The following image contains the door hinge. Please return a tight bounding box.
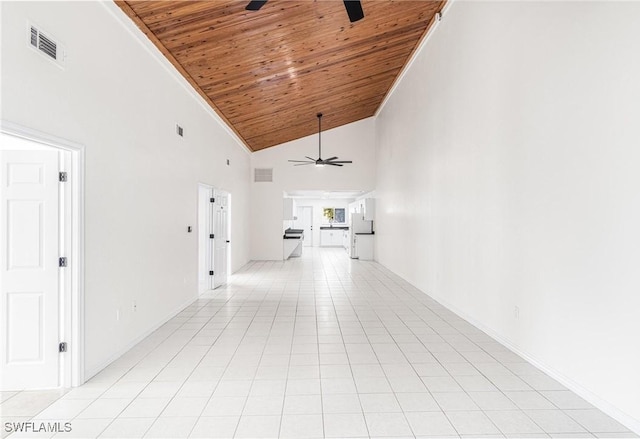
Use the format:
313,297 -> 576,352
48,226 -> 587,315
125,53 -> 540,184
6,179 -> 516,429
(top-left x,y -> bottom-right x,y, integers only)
59,257 -> 68,267
210,197 -> 215,203
210,234 -> 214,239
59,171 -> 67,182
59,342 -> 68,353
209,270 -> 214,276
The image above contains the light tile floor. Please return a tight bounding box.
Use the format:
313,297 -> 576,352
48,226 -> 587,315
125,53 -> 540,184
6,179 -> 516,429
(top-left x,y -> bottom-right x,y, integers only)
1,248 -> 637,439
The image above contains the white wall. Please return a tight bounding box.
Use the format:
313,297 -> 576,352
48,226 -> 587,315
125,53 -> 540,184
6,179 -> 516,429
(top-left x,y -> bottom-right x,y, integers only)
292,199 -> 354,247
375,1 -> 640,430
251,118 -> 376,260
1,2 -> 251,377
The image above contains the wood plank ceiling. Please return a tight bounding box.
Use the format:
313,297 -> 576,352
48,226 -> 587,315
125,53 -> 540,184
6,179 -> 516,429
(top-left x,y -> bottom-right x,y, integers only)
116,0 -> 445,151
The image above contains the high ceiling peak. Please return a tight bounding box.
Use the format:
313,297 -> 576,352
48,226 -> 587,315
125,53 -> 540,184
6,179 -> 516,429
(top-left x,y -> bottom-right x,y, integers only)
116,1 -> 445,151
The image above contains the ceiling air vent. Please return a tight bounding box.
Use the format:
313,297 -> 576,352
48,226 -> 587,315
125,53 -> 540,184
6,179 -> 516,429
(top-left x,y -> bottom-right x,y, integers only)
29,24 -> 64,66
254,168 -> 273,183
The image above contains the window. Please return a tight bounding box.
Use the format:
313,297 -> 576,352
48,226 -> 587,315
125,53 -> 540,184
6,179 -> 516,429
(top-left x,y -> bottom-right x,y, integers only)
323,207 -> 346,224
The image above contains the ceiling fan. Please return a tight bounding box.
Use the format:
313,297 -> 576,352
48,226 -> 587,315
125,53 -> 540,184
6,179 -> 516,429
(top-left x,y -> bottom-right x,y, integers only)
245,0 -> 364,23
289,113 -> 353,167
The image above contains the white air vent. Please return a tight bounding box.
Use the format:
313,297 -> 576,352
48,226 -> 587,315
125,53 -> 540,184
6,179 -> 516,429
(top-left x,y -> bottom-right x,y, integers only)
254,168 -> 273,183
28,24 -> 64,67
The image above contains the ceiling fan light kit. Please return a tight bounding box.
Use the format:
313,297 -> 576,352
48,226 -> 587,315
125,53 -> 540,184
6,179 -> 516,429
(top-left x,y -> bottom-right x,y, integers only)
288,113 -> 353,168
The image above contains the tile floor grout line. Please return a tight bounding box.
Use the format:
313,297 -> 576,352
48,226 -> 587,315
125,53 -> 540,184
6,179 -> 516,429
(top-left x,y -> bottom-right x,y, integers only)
94,288 -> 241,438
3,248 -> 636,439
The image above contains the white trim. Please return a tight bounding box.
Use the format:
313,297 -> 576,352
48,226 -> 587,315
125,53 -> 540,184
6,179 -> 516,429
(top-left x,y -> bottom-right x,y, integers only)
0,120 -> 86,388
378,262 -> 640,435
198,182 -> 215,295
375,0 -> 455,117
100,2 -> 253,156
84,296 -> 195,381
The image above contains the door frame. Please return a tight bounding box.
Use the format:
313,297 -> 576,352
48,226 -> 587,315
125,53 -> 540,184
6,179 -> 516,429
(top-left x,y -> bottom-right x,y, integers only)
197,183 -> 214,294
1,120 -> 85,388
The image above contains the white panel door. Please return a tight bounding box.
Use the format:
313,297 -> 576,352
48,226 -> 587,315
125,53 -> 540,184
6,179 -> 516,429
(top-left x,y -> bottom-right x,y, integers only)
0,149 -> 60,390
295,206 -> 313,247
213,192 -> 229,289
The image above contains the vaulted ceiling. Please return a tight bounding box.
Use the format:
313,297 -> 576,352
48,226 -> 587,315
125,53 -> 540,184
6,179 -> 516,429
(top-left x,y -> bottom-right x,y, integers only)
115,0 -> 445,151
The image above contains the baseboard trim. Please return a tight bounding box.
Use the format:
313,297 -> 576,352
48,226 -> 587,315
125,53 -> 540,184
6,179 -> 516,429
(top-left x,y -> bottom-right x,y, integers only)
378,262 -> 640,435
84,295 -> 196,381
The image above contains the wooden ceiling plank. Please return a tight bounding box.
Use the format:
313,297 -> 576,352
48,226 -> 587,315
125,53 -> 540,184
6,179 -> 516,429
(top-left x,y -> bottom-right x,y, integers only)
117,0 -> 445,152
162,3 -> 436,56
207,53 -> 409,109
246,104 -> 379,151
222,70 -> 398,125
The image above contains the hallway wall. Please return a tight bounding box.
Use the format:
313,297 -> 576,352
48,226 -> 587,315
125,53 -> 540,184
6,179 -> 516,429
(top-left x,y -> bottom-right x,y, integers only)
1,2 -> 252,378
375,1 -> 640,430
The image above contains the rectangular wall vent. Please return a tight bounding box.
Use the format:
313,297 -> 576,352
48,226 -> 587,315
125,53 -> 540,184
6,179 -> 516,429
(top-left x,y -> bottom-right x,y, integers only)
30,26 -> 57,60
254,168 -> 273,183
28,24 -> 64,67
176,124 -> 184,137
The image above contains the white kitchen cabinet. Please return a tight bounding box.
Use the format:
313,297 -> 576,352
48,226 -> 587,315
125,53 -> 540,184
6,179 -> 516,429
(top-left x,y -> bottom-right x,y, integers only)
354,234 -> 374,260
363,198 -> 375,221
350,198 -> 375,220
283,198 -> 296,220
320,229 -> 344,247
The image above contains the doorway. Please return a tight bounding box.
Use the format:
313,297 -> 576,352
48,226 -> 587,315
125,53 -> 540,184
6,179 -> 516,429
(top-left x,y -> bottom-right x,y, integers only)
0,122 -> 84,390
295,206 -> 313,247
198,185 -> 230,292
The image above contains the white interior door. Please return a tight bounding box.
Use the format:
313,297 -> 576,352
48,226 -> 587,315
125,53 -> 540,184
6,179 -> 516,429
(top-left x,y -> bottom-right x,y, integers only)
295,206 -> 313,247
0,149 -> 60,390
197,185 -> 214,293
213,192 -> 229,289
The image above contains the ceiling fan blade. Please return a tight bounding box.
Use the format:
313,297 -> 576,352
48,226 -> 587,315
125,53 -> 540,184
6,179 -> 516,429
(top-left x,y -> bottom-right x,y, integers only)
343,1 -> 364,22
294,162 -> 316,166
326,163 -> 344,167
327,160 -> 352,164
288,160 -> 314,163
246,0 -> 267,11
305,156 -> 318,161
324,156 -> 338,162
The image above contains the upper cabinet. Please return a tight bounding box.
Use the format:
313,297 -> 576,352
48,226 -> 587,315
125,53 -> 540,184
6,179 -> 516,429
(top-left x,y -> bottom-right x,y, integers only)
350,198 -> 375,220
283,197 -> 296,220
363,198 -> 375,221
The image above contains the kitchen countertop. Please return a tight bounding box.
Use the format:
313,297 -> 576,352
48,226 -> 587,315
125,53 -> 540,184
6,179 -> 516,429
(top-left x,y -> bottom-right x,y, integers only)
284,228 -> 304,239
320,226 -> 349,230
355,232 -> 375,235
